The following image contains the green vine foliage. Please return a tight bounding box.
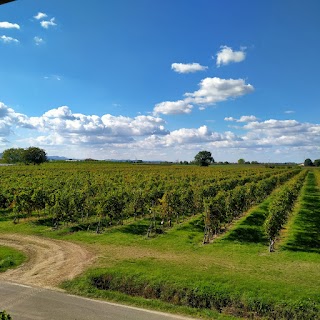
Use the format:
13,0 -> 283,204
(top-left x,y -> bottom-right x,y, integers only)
264,170 -> 307,244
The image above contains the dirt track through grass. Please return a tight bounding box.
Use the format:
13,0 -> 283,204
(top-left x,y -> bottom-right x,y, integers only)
0,234 -> 95,289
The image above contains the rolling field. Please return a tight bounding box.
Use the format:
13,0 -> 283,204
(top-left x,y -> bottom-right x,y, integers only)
0,163 -> 319,319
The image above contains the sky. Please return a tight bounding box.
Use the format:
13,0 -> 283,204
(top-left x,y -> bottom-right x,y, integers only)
0,0 -> 320,163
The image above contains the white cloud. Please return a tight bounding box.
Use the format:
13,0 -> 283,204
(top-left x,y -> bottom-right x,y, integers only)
153,100 -> 193,115
284,110 -> 295,114
0,35 -> 19,44
0,22 -> 20,29
163,125 -> 223,146
43,106 -> 75,119
23,106 -> 168,145
216,45 -> 246,67
244,119 -> 301,131
185,77 -> 254,107
34,12 -> 48,20
171,63 -> 208,74
224,117 -> 236,122
238,115 -> 258,122
34,36 -> 44,45
225,115 -> 258,122
40,18 -> 57,29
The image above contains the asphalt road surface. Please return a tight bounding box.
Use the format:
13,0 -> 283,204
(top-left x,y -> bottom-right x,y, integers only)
0,281 -> 195,320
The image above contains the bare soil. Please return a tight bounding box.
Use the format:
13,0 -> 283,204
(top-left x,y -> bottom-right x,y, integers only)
0,234 -> 95,289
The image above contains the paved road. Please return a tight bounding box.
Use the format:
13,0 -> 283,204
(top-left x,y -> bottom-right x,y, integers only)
0,281 -> 195,320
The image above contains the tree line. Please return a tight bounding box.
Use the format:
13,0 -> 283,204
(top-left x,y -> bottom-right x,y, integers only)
1,147 -> 47,165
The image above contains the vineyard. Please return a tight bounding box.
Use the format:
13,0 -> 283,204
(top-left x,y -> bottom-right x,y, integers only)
0,162 -> 319,319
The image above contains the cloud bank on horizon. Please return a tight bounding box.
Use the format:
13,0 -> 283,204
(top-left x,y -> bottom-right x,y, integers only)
1,101 -> 319,163
1,1 -> 319,162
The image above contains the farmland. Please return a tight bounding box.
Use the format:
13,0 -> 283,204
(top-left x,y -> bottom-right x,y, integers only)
0,163 -> 319,319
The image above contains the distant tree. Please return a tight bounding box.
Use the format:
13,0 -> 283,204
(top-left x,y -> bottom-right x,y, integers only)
314,159 -> 320,167
194,151 -> 214,167
23,147 -> 48,165
251,161 -> 259,165
238,158 -> 245,164
304,158 -> 314,167
2,147 -> 25,163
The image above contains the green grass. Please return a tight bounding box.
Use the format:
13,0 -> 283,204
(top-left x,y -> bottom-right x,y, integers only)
282,170 -> 320,253
0,245 -> 26,272
221,200 -> 270,245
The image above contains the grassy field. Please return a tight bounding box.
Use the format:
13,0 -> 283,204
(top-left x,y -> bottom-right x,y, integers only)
0,165 -> 319,319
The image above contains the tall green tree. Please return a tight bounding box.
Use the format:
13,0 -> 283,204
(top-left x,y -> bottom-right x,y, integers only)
23,147 -> 47,165
314,159 -> 320,167
304,158 -> 313,167
194,151 -> 214,167
1,147 -> 47,165
2,147 -> 25,163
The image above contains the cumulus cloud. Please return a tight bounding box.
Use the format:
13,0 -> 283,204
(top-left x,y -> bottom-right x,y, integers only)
154,77 -> 254,114
24,106 -> 168,146
171,63 -> 208,74
216,45 -> 246,67
34,36 -> 44,45
0,102 -> 33,137
240,119 -> 320,150
163,125 -> 223,146
244,119 -> 301,131
40,18 -> 57,29
34,12 -> 48,20
43,106 -> 75,120
0,35 -> 19,44
153,100 -> 193,115
185,77 -> 254,107
225,115 -> 258,122
0,21 -> 20,29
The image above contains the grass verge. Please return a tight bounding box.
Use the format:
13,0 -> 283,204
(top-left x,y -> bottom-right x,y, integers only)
0,245 -> 26,272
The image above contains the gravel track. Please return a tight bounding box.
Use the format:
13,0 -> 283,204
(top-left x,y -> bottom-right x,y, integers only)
0,234 -> 94,289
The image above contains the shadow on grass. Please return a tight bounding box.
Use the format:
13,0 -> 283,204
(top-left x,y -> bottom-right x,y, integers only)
224,205 -> 269,244
226,226 -> 268,243
177,216 -> 204,233
239,211 -> 266,227
32,216 -> 54,227
284,172 -> 320,253
120,222 -> 150,236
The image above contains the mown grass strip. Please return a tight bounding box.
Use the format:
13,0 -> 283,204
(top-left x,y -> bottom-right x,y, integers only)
221,199 -> 270,245
282,170 -> 320,253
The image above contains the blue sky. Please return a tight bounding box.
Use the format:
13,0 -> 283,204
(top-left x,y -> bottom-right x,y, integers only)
0,0 -> 319,162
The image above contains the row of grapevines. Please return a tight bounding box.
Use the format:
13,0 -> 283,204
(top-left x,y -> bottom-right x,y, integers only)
202,169 -> 301,243
264,170 -> 308,251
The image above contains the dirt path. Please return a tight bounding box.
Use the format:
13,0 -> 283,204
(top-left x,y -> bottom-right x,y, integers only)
0,234 -> 95,289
